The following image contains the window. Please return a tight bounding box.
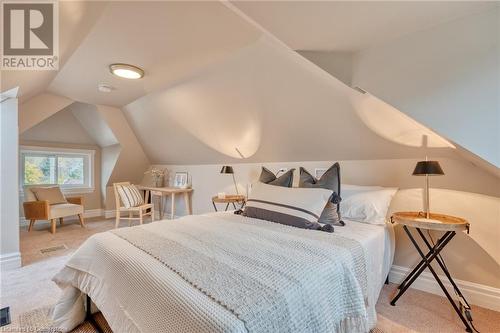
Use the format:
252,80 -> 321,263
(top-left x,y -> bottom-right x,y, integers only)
20,146 -> 94,193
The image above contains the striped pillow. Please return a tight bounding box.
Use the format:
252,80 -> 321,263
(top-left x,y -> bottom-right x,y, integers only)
116,184 -> 144,208
243,182 -> 333,231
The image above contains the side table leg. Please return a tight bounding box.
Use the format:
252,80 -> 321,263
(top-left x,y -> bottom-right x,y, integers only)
401,227 -> 472,332
416,228 -> 471,308
391,230 -> 454,305
397,231 -> 451,290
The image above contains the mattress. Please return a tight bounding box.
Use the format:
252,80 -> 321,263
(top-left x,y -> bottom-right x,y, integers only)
333,217 -> 395,324
52,212 -> 395,332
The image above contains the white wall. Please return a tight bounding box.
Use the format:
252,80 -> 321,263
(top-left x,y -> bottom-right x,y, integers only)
20,107 -> 96,145
352,6 -> 500,167
0,97 -> 21,270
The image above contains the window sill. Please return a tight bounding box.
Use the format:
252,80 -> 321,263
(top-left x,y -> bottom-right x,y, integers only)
62,187 -> 95,195
20,187 -> 95,197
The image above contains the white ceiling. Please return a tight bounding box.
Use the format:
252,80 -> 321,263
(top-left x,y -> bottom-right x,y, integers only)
47,1 -> 261,107
124,36 -> 455,165
232,1 -> 496,51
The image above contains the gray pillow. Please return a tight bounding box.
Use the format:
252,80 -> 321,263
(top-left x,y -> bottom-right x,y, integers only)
299,163 -> 344,226
259,167 -> 295,187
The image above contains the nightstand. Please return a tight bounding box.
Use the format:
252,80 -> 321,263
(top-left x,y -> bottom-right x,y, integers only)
390,211 -> 473,332
212,195 -> 246,212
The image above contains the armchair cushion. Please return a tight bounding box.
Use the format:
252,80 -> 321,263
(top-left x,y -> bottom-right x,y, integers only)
31,186 -> 67,205
49,203 -> 84,219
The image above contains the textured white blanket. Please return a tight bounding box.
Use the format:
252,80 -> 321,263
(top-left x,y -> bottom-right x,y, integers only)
53,214 -> 370,333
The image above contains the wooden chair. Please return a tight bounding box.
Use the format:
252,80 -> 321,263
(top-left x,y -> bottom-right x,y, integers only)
113,182 -> 154,228
23,185 -> 85,234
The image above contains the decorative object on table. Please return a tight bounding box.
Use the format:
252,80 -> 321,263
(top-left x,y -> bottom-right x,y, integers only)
220,165 -> 239,194
390,211 -> 474,332
299,163 -> 344,226
144,167 -> 167,187
217,192 -> 226,199
174,172 -> 189,188
259,166 -> 295,187
412,158 -> 444,218
212,194 -> 246,212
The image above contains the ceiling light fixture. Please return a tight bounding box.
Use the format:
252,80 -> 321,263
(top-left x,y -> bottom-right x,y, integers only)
109,63 -> 144,79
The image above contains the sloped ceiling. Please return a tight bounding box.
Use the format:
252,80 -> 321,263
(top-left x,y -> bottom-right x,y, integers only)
124,36 -> 456,165
20,106 -> 96,145
0,1 -> 108,102
232,1 -> 496,51
9,1 -> 498,174
47,1 -> 262,107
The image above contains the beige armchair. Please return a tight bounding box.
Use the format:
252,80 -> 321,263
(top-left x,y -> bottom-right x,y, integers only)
23,185 -> 85,234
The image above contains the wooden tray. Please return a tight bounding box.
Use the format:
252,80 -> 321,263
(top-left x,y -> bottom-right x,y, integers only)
391,211 -> 469,232
212,195 -> 246,203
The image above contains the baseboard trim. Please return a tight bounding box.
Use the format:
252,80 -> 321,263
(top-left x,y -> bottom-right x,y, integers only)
389,265 -> 500,312
20,209 -> 104,227
0,252 -> 21,271
104,210 -> 115,219
104,209 -> 180,220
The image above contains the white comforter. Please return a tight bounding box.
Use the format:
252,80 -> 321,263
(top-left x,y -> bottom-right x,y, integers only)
52,213 -> 393,333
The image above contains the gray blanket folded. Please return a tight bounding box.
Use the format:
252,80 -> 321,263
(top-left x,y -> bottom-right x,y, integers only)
112,215 -> 369,333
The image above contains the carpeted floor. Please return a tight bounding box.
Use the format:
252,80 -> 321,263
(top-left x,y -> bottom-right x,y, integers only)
2,218 -> 499,332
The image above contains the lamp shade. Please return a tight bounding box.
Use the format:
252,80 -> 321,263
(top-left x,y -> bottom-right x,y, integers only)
412,161 -> 444,176
220,166 -> 234,174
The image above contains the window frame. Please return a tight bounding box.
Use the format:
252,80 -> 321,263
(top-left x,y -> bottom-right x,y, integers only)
20,146 -> 95,195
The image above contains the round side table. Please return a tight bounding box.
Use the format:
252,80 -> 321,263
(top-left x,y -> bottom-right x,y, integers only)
390,211 -> 473,332
212,195 -> 246,212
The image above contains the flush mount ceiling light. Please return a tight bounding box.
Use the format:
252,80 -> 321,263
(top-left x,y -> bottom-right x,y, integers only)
109,63 -> 144,79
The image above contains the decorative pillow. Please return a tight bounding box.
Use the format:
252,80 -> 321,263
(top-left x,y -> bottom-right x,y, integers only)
299,163 -> 343,226
116,184 -> 144,208
31,186 -> 67,205
340,187 -> 398,225
259,167 -> 295,187
341,184 -> 384,199
243,182 -> 333,232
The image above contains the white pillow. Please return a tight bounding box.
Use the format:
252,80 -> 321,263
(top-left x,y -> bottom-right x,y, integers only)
244,182 -> 333,230
342,184 -> 384,199
340,187 -> 398,225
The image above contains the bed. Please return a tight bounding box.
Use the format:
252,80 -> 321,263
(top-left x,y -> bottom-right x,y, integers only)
52,212 -> 394,333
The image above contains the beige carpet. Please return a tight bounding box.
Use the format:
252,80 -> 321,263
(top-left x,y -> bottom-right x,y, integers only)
2,218 -> 499,332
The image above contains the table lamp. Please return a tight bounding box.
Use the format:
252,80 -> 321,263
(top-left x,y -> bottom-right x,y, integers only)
412,159 -> 444,219
220,166 -> 239,195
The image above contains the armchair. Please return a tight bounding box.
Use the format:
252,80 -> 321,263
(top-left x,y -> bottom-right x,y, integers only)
23,185 -> 85,234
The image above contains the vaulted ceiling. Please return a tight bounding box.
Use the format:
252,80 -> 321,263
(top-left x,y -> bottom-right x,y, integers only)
3,1 -> 498,173
232,1 -> 495,51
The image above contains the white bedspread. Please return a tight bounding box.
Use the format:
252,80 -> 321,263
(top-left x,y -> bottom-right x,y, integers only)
52,213 -> 394,333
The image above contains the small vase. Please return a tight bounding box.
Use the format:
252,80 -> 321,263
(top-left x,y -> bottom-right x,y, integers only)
153,176 -> 164,188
